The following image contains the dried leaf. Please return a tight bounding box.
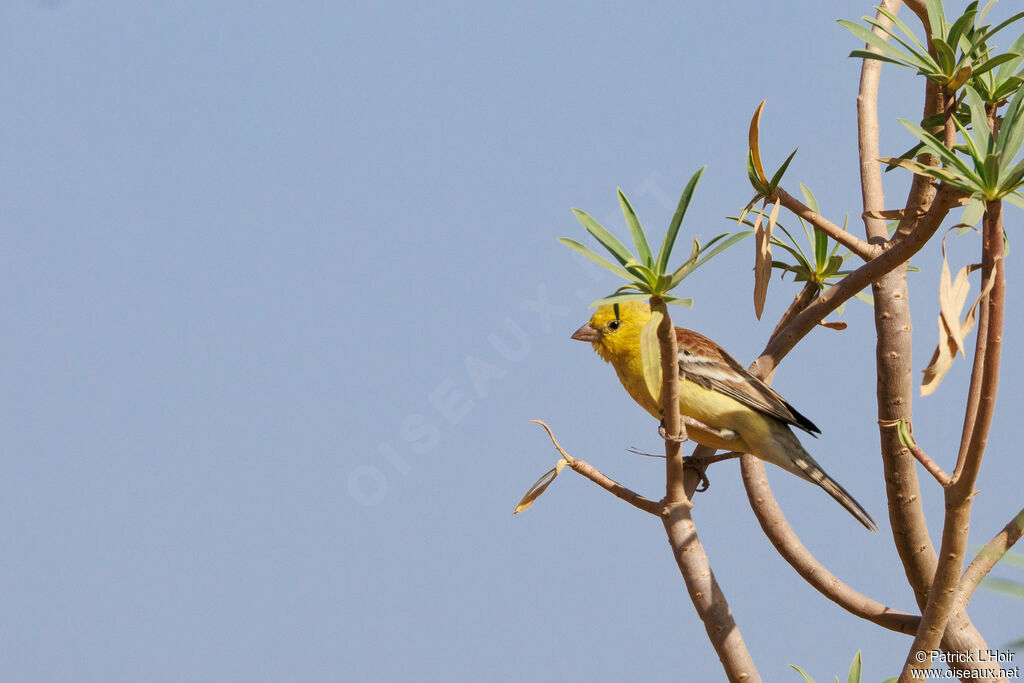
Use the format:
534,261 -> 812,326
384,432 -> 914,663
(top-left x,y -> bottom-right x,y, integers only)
752,199 -> 778,319
921,313 -> 958,396
513,459 -> 567,514
818,320 -> 848,330
640,309 -> 664,404
921,233 -> 994,396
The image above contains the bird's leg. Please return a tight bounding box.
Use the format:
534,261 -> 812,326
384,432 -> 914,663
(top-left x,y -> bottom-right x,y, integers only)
681,451 -> 743,493
659,416 -> 739,443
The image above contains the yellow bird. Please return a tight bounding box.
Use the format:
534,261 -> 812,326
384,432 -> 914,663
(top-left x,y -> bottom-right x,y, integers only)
571,300 -> 877,531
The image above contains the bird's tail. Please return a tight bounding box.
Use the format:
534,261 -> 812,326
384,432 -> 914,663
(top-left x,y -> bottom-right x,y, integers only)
764,427 -> 878,532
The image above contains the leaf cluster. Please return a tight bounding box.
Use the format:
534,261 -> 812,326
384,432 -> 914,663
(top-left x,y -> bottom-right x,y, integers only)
559,168 -> 750,309
840,1 -> 1024,93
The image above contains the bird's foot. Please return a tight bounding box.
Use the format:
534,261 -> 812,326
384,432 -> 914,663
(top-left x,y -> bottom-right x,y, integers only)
659,418 -> 739,443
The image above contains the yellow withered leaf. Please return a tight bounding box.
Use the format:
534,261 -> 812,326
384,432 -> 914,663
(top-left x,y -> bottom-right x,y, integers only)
513,459 -> 567,515
752,199 -> 779,319
921,234 -> 993,396
640,309 -> 663,405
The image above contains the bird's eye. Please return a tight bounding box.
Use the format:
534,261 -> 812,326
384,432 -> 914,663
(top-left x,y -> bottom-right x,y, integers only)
608,320 -> 621,331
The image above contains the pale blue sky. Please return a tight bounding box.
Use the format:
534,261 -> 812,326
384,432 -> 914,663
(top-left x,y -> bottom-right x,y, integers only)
1,1 -> 1021,681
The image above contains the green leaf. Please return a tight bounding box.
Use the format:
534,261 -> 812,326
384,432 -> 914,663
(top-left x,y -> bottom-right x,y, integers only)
964,85 -> 991,155
590,292 -> 655,308
898,119 -> 978,179
995,32 -> 1024,80
657,167 -> 705,273
975,11 -> 1024,50
839,20 -> 931,70
572,208 -> 635,266
876,6 -> 930,56
768,148 -> 798,193
618,189 -> 654,269
639,309 -> 663,403
924,0 -> 947,40
933,37 -> 956,75
814,228 -> 828,271
798,182 -> 820,213
854,290 -> 875,306
980,577 -> 1024,598
996,88 -> 1024,171
693,230 -> 752,270
972,51 -> 1021,80
790,664 -> 817,683
847,651 -> 862,683
662,295 -> 693,307
848,49 -> 923,70
624,260 -> 659,288
559,238 -> 635,280
945,10 -> 977,59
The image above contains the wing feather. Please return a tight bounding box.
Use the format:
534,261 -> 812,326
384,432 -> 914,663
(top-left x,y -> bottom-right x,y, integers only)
675,327 -> 820,435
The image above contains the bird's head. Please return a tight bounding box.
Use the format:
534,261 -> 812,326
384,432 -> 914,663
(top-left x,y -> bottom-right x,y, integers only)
571,300 -> 651,363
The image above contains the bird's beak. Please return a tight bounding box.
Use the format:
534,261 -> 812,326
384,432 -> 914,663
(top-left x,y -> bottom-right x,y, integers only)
570,322 -> 599,342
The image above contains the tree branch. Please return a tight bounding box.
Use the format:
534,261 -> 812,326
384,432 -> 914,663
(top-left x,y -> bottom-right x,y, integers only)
772,187 -> 879,260
654,300 -> 760,683
900,201 -> 1006,681
740,455 -> 921,635
958,507 -> 1024,605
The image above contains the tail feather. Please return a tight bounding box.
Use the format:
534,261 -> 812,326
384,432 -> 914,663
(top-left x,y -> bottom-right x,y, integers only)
764,429 -> 878,532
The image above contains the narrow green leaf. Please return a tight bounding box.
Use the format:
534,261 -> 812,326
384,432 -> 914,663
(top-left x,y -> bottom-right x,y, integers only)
590,292 -> 655,308
945,10 -> 977,61
572,208 -> 635,266
657,167 -> 705,273
798,182 -> 820,213
839,20 -> 930,69
768,149 -> 798,192
814,228 -> 828,272
972,52 -> 1021,80
693,230 -> 752,270
854,290 -> 876,306
995,32 -> 1024,80
662,295 -> 693,307
980,577 -> 1024,598
875,6 -> 930,56
964,85 -> 991,154
924,0 -> 947,40
933,37 -> 956,75
863,17 -> 935,64
790,664 -> 817,683
559,238 -> 634,279
618,189 -> 654,268
639,310 -> 663,404
624,260 -> 659,288
974,11 -> 1024,50
848,49 -> 922,70
996,88 -> 1024,171
847,651 -> 862,683
898,119 -> 976,179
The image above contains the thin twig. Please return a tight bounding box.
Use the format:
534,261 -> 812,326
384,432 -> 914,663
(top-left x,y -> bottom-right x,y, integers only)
907,442 -> 951,488
530,420 -> 661,516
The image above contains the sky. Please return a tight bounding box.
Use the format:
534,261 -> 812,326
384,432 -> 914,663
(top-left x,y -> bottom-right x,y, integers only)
1,1 -> 1022,681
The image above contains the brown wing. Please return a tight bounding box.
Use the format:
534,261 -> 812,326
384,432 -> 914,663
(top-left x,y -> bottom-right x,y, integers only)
675,327 -> 820,435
